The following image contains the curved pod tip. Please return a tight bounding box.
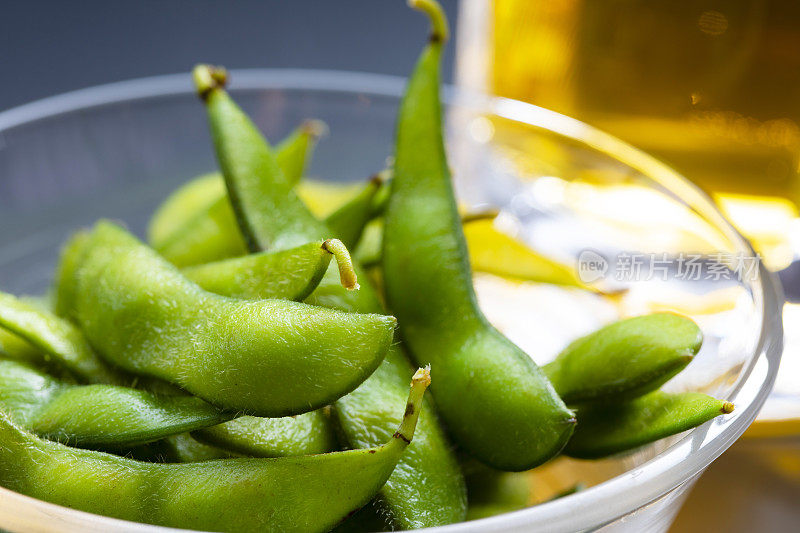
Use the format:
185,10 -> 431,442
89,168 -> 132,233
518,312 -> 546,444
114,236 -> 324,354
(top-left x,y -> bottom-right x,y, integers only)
408,0 -> 450,43
322,238 -> 360,290
193,64 -> 228,100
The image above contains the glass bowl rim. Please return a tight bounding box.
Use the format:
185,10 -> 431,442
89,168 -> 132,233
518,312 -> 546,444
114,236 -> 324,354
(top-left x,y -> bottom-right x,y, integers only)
0,69 -> 784,532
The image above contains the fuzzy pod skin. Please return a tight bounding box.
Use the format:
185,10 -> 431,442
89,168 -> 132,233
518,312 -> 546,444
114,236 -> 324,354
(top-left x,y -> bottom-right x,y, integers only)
0,290 -> 129,386
193,410 -> 337,458
147,121 -> 322,267
62,221 -> 394,417
544,314 -> 703,406
0,369 -> 430,532
182,240 -> 333,301
195,65 -> 467,528
0,359 -> 231,448
332,343 -> 467,528
381,1 -> 575,471
183,240 -> 351,459
565,390 -> 734,459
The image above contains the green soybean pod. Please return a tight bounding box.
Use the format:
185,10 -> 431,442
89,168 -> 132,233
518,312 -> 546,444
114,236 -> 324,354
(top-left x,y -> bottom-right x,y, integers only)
382,0 -> 575,471
324,174 -> 389,249
179,238 -> 355,460
0,368 -> 430,532
194,64 -> 467,527
182,238 -> 358,300
182,239 -> 354,459
0,359 -> 232,448
0,291 -> 129,386
565,390 -> 734,459
63,221 -> 394,416
462,459 -> 530,521
192,410 -> 337,458
148,120 -> 324,264
53,230 -> 91,318
148,173 -> 232,252
0,328 -> 42,365
195,69 -> 324,252
274,119 -> 327,187
155,189 -> 247,267
150,172 -> 381,271
161,433 -> 233,462
544,313 -> 703,405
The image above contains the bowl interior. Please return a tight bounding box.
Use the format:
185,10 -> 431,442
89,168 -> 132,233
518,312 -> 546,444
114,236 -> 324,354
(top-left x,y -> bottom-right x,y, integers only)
0,70 -> 783,532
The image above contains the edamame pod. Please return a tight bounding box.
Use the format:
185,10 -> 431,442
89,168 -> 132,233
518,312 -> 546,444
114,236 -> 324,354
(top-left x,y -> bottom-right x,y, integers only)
544,314 -> 703,405
298,179 -> 371,216
148,120 -> 324,266
63,221 -> 394,416
148,173 -> 235,253
382,0 -> 575,471
325,174 -> 389,249
161,433 -> 233,462
463,460 -> 530,521
53,230 -> 90,317
332,347 -> 467,528
193,410 -> 337,458
149,172 -> 383,271
183,239 -> 353,459
182,239 -> 358,300
155,189 -> 246,267
0,368 -> 431,532
0,291 -> 129,385
0,359 -> 231,448
565,390 -> 734,459
0,328 -> 42,365
274,119 -> 327,187
195,67 -> 328,252
195,64 -> 467,527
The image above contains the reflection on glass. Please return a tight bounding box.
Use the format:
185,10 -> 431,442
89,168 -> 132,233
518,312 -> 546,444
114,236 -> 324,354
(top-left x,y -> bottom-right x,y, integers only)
457,0 -> 800,269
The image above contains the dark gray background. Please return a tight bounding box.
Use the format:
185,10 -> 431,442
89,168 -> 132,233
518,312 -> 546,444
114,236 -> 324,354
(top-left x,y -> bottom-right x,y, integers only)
0,0 -> 459,111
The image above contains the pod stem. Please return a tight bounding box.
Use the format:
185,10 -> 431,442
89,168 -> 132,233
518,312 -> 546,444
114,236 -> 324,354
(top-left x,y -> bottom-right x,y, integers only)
408,0 -> 449,43
322,239 -> 360,290
721,401 -> 735,414
300,119 -> 329,139
193,64 -> 228,100
394,366 -> 432,445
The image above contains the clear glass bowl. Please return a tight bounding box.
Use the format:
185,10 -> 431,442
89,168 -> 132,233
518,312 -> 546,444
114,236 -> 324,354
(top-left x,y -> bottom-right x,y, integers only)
0,70 -> 783,532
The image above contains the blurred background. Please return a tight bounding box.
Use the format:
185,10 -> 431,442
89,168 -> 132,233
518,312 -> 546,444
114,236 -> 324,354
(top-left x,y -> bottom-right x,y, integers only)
1,0 -> 797,531
0,0 -> 458,110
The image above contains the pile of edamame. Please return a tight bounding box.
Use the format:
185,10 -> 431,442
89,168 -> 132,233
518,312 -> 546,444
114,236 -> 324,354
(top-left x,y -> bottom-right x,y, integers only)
0,1 -> 734,531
